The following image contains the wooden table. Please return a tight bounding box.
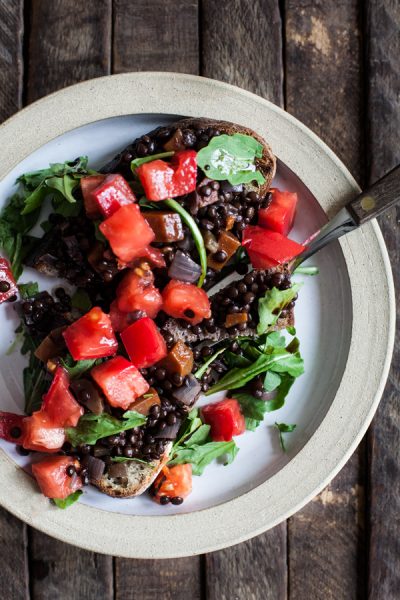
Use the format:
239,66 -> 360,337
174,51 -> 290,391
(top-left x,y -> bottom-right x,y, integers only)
0,1 -> 398,598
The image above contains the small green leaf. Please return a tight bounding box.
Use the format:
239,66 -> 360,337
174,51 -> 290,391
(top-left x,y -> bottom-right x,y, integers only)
194,345 -> 228,379
59,355 -> 98,379
18,282 -> 39,300
71,289 -> 92,312
53,490 -> 83,509
257,284 -> 302,334
131,151 -> 175,172
275,422 -> 296,451
263,370 -> 281,391
66,411 -> 147,447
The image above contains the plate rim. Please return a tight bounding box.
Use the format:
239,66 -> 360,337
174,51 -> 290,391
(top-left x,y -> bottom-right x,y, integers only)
0,72 -> 395,558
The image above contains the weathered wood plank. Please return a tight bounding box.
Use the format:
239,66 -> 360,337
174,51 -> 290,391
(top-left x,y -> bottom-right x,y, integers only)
113,1 -> 202,595
0,3 -> 30,599
201,2 -> 287,598
113,0 -> 199,74
27,0 -> 112,102
25,1 -> 114,597
201,0 -> 284,106
366,1 -> 400,598
285,2 -> 366,598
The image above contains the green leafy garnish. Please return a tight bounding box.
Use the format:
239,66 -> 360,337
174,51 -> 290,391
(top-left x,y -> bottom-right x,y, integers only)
53,490 -> 83,509
164,198 -> 207,287
234,392 -> 270,431
18,326 -> 48,414
169,409 -> 238,474
131,151 -> 175,172
71,289 -> 92,312
194,344 -> 228,379
66,411 -> 146,447
257,284 -> 302,334
293,265 -> 319,276
18,282 -> 39,300
197,133 -> 265,186
59,355 -> 99,379
275,422 -> 296,451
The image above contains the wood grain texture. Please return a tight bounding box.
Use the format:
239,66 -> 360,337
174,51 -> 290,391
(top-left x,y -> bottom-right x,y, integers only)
0,0 -> 23,121
201,2 -> 287,599
27,0 -> 112,102
201,0 -> 284,106
285,2 -> 367,599
366,1 -> 400,598
113,0 -> 199,74
25,1 -> 114,597
0,3 -> 29,599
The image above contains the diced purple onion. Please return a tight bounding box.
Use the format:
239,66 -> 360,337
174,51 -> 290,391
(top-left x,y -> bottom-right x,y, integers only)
154,419 -> 182,440
172,374 -> 201,407
168,251 -> 202,284
82,454 -> 105,481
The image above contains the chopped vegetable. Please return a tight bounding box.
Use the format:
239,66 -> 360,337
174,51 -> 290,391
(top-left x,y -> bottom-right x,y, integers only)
136,150 -> 197,201
197,133 -> 265,185
201,399 -> 246,442
0,412 -> 25,443
0,258 -> 18,303
99,204 -> 155,263
89,173 -> 136,218
80,175 -> 106,218
41,367 -> 83,427
66,410 -> 146,447
171,374 -> 201,408
22,412 -> 66,453
207,231 -> 241,271
258,189 -> 298,236
53,490 -> 83,509
168,250 -> 202,284
257,284 -> 302,334
130,387 -> 161,416
225,312 -> 248,329
62,307 -> 118,361
90,356 -> 149,410
275,422 -> 297,451
142,211 -> 184,242
116,268 -> 162,319
159,341 -> 194,377
32,456 -> 82,499
242,226 -> 305,269
121,317 -> 167,369
152,464 -> 192,503
161,279 -> 211,325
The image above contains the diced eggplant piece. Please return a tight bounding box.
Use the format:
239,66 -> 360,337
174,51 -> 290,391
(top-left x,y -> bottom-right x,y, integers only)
225,312 -> 248,328
107,463 -> 128,478
171,374 -> 201,408
163,129 -> 186,151
129,387 -> 160,416
159,341 -> 194,377
167,251 -> 201,284
70,379 -> 105,415
142,212 -> 184,243
153,419 -> 182,440
187,177 -> 219,212
34,326 -> 67,363
82,454 -> 105,481
207,231 -> 240,271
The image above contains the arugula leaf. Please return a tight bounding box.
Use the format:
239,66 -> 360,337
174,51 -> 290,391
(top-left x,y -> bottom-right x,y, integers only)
66,411 -> 146,447
223,351 -> 252,369
59,355 -> 99,379
23,359 -> 47,414
71,289 -> 92,312
194,345 -> 228,379
169,440 -> 238,475
197,133 -> 265,186
257,284 -> 302,334
131,151 -> 175,171
18,282 -> 39,300
18,157 -> 89,188
53,490 -> 83,509
286,326 -> 296,336
263,370 -> 282,392
164,198 -> 207,287
234,392 -> 269,431
293,265 -> 319,276
275,422 -> 296,451
138,198 -> 162,210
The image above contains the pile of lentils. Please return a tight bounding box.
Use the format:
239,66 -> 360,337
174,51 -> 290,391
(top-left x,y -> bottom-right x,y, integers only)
20,289 -> 74,337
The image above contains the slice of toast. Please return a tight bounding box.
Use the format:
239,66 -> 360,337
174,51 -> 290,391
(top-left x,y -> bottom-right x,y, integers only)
101,117 -> 276,196
92,442 -> 172,498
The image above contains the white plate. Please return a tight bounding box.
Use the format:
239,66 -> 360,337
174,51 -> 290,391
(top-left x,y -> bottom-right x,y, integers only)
0,73 -> 395,557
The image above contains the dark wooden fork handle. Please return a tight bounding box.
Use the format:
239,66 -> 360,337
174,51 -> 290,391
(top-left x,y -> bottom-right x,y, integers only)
347,164 -> 400,225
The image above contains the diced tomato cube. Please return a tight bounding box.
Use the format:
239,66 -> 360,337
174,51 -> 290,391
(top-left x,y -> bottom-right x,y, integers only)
91,356 -> 149,410
153,464 -> 192,504
91,174 -> 136,218
32,456 -> 82,499
0,258 -> 18,304
242,226 -> 305,269
258,189 -> 298,235
161,279 -> 211,325
41,367 -> 83,427
201,398 -> 246,442
116,269 -> 162,319
99,204 -> 155,263
136,150 -> 197,201
0,411 -> 25,443
22,412 -> 65,453
63,307 -> 118,361
80,175 -> 106,219
121,317 -> 167,369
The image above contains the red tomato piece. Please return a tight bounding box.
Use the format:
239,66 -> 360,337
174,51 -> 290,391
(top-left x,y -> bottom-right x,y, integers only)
258,188 -> 298,236
161,279 -> 211,325
136,150 -> 197,201
41,367 -> 83,427
0,258 -> 18,304
0,411 -> 25,443
91,173 -> 136,218
91,356 -> 149,410
109,300 -> 131,333
63,307 -> 118,361
80,175 -> 106,219
22,412 -> 65,453
116,269 -> 162,318
242,226 -> 305,269
153,464 -> 192,503
32,456 -> 82,499
121,317 -> 167,369
201,398 -> 246,442
99,204 -> 155,263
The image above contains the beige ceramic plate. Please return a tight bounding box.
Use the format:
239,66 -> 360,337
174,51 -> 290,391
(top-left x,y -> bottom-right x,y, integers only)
0,73 -> 395,558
